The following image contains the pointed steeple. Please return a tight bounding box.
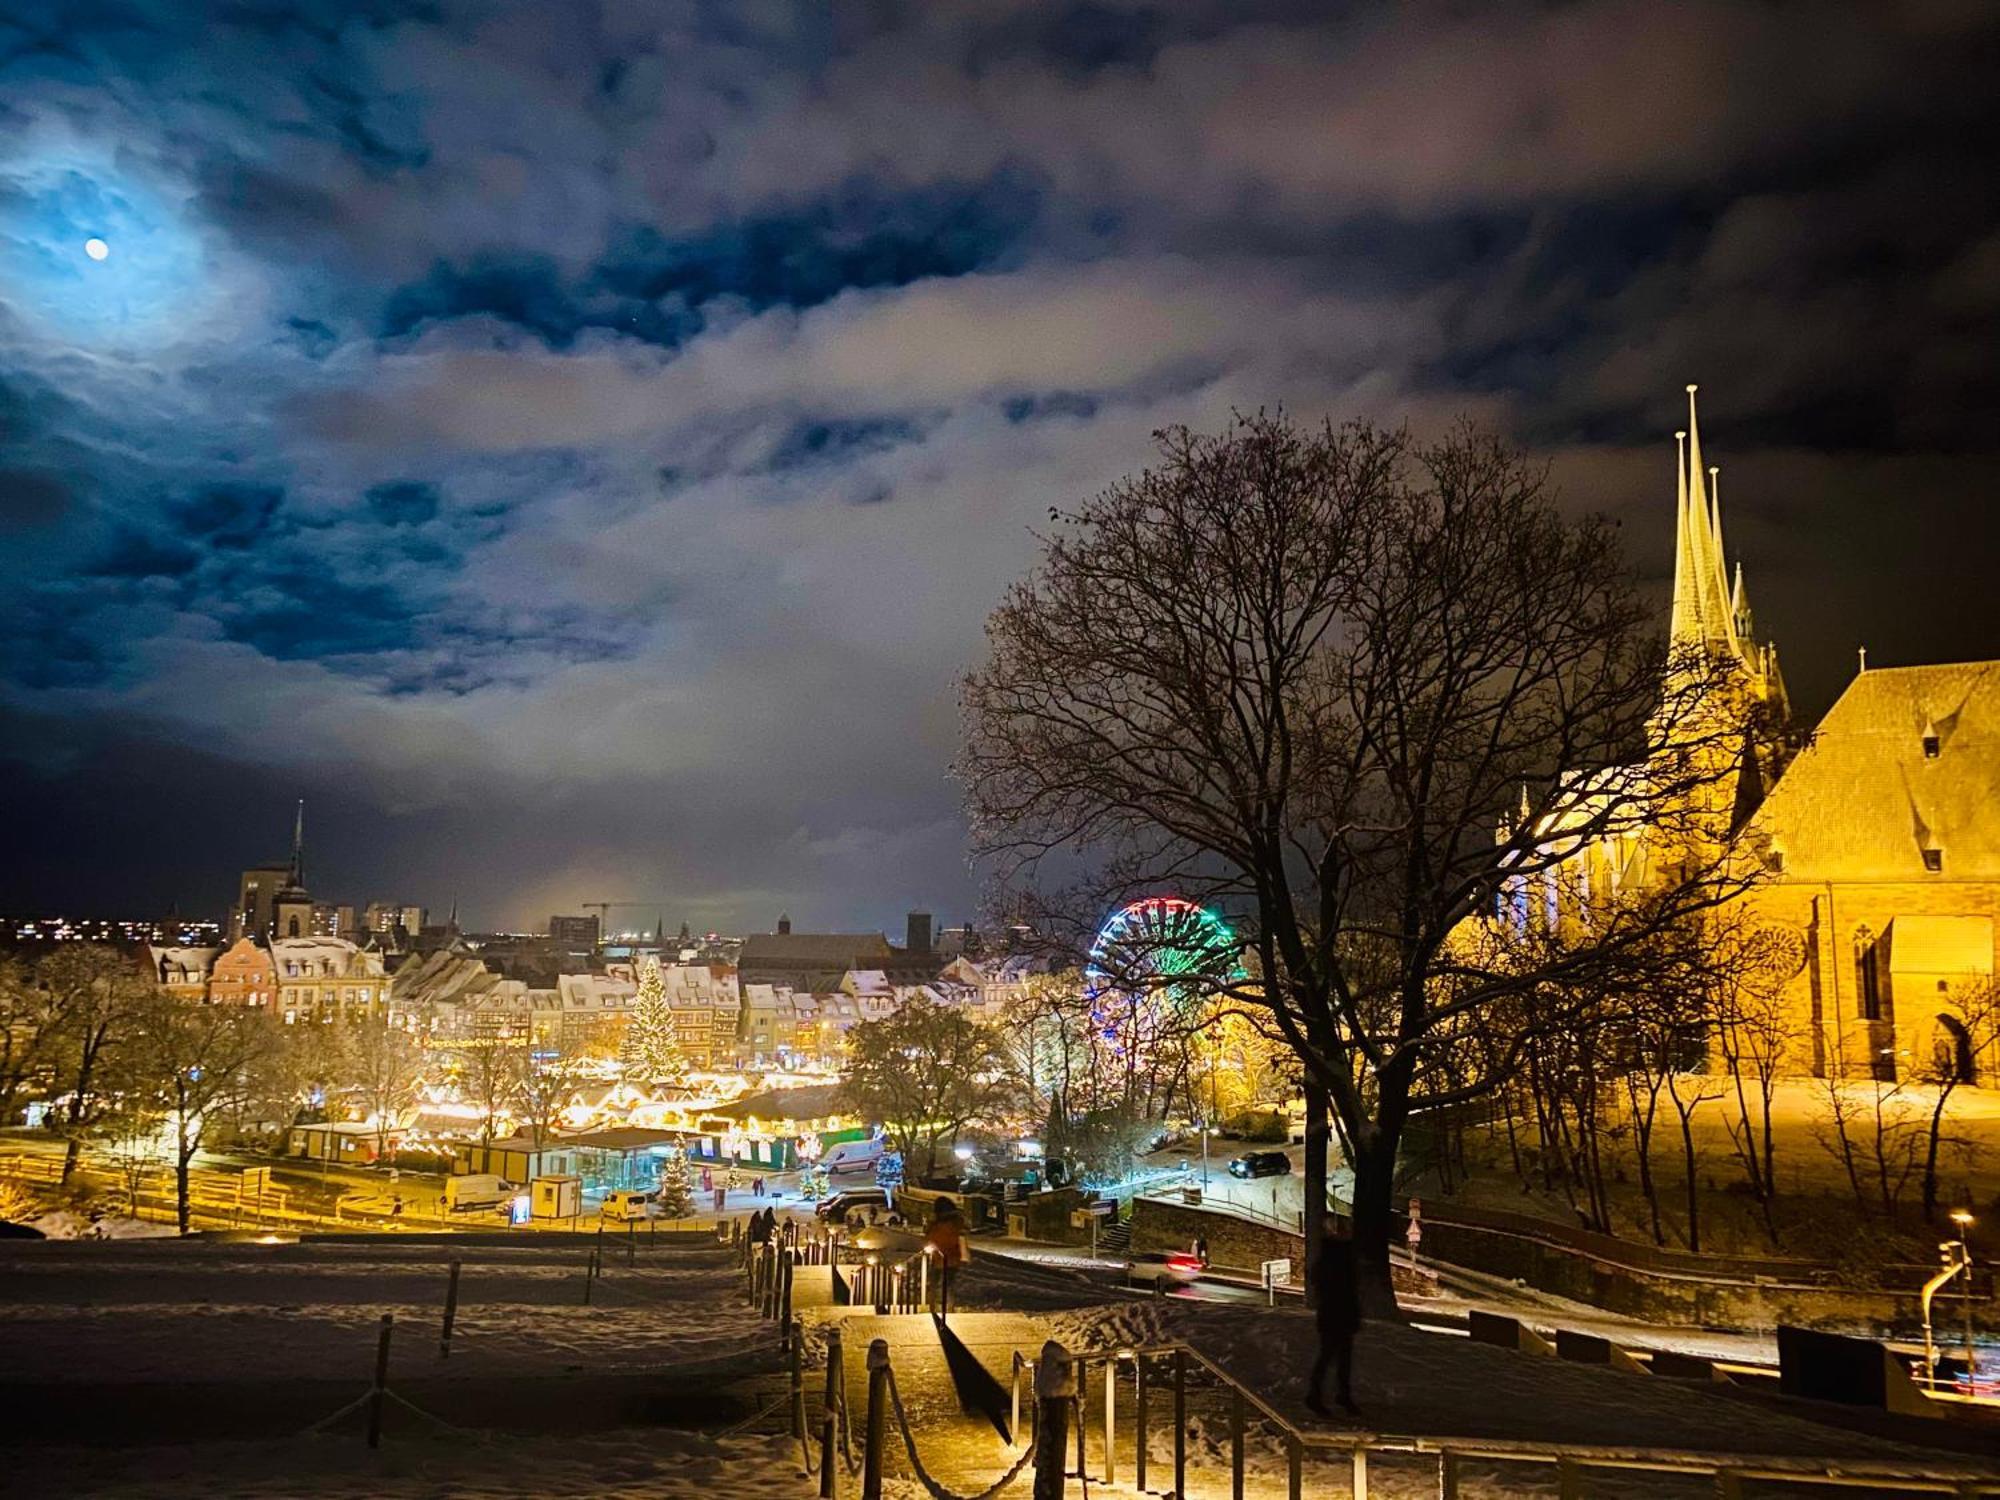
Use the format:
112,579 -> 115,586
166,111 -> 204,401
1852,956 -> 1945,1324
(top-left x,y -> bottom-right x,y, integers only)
288,799 -> 305,887
1669,386 -> 1740,663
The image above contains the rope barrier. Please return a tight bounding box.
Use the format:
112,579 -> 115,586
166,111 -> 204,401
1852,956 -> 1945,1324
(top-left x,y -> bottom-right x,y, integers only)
884,1361 -> 1039,1500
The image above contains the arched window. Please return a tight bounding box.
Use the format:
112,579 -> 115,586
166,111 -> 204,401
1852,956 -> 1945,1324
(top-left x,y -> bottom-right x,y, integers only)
1854,928 -> 1883,1021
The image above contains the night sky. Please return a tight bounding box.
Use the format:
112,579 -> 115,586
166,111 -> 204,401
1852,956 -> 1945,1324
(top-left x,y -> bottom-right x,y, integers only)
4,3 -> 1998,933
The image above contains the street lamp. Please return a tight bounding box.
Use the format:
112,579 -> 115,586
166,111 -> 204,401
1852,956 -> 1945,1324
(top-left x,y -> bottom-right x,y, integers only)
1952,1209 -> 1978,1389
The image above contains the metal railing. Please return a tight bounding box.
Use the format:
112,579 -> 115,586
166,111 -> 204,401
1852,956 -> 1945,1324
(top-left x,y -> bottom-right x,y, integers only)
1001,1339 -> 2000,1499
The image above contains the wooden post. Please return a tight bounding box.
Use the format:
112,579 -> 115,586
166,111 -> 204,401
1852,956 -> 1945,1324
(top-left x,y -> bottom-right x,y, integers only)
584,1247 -> 595,1305
1439,1451 -> 1461,1500
1074,1361 -> 1086,1479
1103,1356 -> 1116,1485
820,1327 -> 845,1500
1287,1434 -> 1302,1500
1558,1458 -> 1584,1500
627,1217 -> 636,1267
438,1259 -> 462,1359
366,1313 -> 393,1449
789,1319 -> 807,1445
1172,1348 -> 1187,1500
1134,1353 -> 1148,1492
861,1339 -> 890,1500
1031,1340 -> 1075,1500
1230,1385 -> 1244,1500
1351,1446 -> 1369,1500
1010,1358 -> 1023,1448
780,1250 -> 796,1350
1712,1470 -> 1743,1500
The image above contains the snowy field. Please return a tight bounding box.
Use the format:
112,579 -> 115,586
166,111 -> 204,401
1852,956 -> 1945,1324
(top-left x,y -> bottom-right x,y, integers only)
0,1232 -> 801,1495
5,1430 -> 812,1500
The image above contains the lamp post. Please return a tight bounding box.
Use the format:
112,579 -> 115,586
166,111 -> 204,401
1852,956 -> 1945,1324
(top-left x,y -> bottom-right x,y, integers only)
1952,1209 -> 1978,1387
1200,1121 -> 1210,1191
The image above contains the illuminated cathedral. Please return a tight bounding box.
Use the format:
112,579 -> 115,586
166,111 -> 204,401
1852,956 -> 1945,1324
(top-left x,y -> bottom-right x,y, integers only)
1649,388 -> 1997,1083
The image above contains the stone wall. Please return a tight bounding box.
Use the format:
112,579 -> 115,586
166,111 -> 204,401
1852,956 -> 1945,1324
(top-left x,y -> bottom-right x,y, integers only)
1130,1196 -> 1302,1276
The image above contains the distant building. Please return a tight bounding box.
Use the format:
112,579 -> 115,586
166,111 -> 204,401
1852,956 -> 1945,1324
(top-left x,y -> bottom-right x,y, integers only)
737,923 -> 899,994
235,865 -> 290,941
209,937 -> 277,1010
549,914 -> 601,950
269,936 -> 390,1023
147,945 -> 218,1001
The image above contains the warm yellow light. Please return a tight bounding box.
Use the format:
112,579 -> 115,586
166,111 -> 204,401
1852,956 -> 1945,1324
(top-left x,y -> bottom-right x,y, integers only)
1951,1209 -> 1975,1229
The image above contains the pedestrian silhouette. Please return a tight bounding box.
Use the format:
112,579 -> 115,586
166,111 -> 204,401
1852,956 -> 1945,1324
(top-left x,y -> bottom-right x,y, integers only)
1306,1222 -> 1362,1416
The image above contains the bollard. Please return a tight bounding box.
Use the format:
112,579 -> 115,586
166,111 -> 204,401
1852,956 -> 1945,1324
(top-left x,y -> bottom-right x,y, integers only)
1173,1348 -> 1187,1500
820,1327 -> 846,1500
789,1319 -> 807,1445
366,1313 -> 394,1449
781,1246 -> 796,1333
628,1217 -> 636,1267
1134,1353 -> 1149,1492
1230,1384 -> 1245,1499
1287,1433 -> 1302,1500
1031,1341 -> 1075,1500
438,1259 -> 462,1360
861,1339 -> 891,1500
584,1246 -> 595,1305
1103,1356 -> 1116,1485
1353,1446 -> 1371,1500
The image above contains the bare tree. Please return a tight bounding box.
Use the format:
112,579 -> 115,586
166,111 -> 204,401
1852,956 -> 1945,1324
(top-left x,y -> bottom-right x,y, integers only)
961,413 -> 1751,1299
1916,978 -> 1999,1224
39,946 -> 155,1183
453,1039 -> 523,1146
1709,922 -> 1804,1245
838,997 -> 1015,1179
0,954 -> 64,1126
513,1042 -> 586,1156
132,997 -> 280,1234
346,1021 -> 427,1162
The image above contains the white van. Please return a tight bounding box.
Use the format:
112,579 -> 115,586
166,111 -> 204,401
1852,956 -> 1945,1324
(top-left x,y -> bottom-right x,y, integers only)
600,1189 -> 655,1222
444,1174 -> 514,1212
821,1138 -> 885,1177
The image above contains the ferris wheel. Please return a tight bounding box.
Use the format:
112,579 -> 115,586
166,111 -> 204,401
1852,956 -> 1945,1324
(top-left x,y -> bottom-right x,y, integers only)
1083,897 -> 1243,1014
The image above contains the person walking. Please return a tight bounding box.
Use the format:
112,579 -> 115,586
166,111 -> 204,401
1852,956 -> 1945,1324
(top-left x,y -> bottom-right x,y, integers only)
1306,1220 -> 1362,1417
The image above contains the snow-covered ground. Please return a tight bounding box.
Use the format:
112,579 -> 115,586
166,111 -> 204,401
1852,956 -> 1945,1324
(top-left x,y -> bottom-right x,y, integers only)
6,1429 -> 813,1499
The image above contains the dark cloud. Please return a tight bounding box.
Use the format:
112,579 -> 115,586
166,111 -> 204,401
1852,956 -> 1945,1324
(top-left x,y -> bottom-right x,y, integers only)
1,0 -> 1998,928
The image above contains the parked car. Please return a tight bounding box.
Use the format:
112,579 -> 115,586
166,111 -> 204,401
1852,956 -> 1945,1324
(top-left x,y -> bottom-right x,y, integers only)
1125,1251 -> 1203,1288
600,1189 -> 657,1222
1226,1150 -> 1292,1180
815,1187 -> 890,1222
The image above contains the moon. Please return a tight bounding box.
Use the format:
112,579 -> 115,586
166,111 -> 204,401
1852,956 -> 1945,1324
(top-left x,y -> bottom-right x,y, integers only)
84,237 -> 110,261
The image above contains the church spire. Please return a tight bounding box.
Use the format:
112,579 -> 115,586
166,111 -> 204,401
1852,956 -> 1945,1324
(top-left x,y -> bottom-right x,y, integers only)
1669,386 -> 1739,663
288,798 -> 305,887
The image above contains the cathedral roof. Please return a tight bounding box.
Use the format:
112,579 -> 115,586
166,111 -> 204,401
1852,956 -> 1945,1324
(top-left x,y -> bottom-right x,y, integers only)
1744,661 -> 2000,881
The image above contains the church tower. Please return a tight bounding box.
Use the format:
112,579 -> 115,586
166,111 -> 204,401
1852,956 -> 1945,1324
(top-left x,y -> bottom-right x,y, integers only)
271,799 -> 314,940
1662,386 -> 1791,835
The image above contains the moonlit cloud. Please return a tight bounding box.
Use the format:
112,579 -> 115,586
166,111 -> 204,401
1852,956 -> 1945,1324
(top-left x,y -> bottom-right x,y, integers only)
2,0 -> 1998,929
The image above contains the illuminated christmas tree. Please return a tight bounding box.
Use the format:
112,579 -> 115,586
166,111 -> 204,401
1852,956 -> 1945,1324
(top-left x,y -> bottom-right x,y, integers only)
621,957 -> 688,1092
656,1146 -> 694,1218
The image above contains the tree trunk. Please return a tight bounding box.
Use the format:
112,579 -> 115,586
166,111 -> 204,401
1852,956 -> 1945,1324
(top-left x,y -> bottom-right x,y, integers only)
1303,1082 -> 1328,1312
1347,1124 -> 1400,1314
1923,1081 -> 1956,1224
1675,1105 -> 1701,1254
176,1118 -> 193,1237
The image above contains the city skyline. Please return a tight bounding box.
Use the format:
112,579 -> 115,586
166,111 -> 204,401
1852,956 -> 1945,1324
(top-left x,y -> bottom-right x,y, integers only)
6,4 -> 2000,930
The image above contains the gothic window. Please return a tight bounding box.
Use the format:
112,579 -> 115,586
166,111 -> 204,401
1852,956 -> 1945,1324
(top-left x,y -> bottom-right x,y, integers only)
1923,848 -> 1943,873
1854,931 -> 1883,1021
1923,733 -> 1941,759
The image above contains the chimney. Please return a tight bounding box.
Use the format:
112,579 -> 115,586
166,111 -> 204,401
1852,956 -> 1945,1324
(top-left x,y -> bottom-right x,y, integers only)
777,913 -> 792,936
906,911 -> 933,953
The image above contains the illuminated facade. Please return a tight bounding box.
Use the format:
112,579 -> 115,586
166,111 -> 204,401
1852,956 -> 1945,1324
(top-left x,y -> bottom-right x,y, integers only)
1516,387 -> 1998,1083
